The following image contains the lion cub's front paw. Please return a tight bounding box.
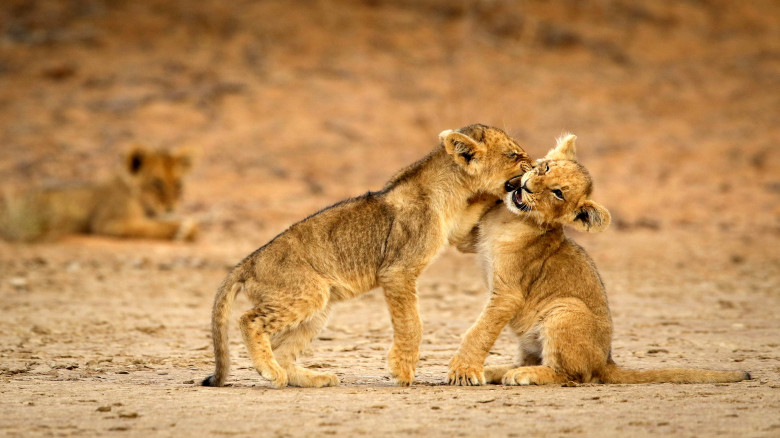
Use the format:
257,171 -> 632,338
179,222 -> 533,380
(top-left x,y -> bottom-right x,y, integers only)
448,355 -> 486,386
388,348 -> 417,386
175,218 -> 199,242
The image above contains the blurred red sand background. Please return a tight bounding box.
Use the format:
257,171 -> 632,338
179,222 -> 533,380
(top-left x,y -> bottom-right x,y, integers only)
0,1 -> 778,437
1,0 -> 777,238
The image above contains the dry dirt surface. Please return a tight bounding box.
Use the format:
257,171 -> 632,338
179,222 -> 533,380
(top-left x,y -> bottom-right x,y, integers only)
1,1 -> 779,437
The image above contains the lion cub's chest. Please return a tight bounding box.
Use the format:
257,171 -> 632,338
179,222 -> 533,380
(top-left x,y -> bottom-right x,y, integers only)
477,209 -> 559,297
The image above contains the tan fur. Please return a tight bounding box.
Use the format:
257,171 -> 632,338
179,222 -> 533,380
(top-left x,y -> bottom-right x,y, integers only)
449,134 -> 750,386
0,146 -> 197,242
202,124 -> 532,388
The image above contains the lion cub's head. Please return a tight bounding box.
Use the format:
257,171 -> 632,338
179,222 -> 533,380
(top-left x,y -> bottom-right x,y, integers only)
504,134 -> 610,232
438,124 -> 533,197
124,145 -> 193,217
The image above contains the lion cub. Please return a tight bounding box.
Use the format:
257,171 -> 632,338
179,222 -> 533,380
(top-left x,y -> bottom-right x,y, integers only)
202,124 -> 532,388
448,134 -> 749,386
0,146 -> 197,242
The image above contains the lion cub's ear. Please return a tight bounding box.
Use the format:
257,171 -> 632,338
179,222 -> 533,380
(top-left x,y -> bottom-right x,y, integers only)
439,129 -> 486,174
173,147 -> 196,173
545,133 -> 578,162
125,145 -> 149,175
569,199 -> 610,233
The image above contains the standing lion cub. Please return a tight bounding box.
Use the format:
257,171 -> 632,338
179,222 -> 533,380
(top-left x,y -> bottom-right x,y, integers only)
448,134 -> 750,386
0,146 -> 197,242
202,124 -> 532,388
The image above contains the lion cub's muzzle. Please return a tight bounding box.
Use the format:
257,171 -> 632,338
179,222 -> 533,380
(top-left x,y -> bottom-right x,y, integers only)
511,190 -> 532,212
504,175 -> 524,193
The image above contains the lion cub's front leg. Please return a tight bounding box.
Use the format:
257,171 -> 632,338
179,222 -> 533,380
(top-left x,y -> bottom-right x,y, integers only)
383,282 -> 423,386
448,292 -> 522,386
94,217 -> 198,241
450,194 -> 499,252
272,311 -> 339,388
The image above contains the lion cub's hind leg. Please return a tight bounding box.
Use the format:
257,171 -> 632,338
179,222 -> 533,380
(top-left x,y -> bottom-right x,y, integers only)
502,365 -> 569,385
484,365 -> 514,384
503,300 -> 608,386
240,276 -> 333,389
239,310 -> 288,388
271,310 -> 339,388
501,328 -> 570,385
484,329 -> 544,384
501,328 -> 569,385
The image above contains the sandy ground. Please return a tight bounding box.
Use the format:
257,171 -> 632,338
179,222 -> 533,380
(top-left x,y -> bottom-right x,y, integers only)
1,1 -> 779,437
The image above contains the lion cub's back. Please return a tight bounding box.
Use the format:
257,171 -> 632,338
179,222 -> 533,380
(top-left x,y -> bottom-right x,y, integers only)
244,193 -> 394,300
1,182 -> 101,241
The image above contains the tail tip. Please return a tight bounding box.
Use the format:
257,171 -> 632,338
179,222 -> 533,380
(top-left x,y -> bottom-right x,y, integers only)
201,375 -> 218,387
742,371 -> 752,381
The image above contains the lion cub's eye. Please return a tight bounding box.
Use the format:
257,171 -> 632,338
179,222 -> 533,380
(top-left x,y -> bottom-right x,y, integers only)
545,163 -> 550,173
507,152 -> 518,160
551,189 -> 564,200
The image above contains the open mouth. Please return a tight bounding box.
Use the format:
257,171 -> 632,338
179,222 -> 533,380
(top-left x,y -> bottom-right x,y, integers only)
512,190 -> 532,212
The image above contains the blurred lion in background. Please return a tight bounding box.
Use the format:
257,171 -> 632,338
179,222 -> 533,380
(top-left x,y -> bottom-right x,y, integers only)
0,146 -> 198,242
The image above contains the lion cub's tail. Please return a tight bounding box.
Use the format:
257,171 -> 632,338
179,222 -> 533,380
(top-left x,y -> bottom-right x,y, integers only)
602,362 -> 750,384
202,273 -> 243,387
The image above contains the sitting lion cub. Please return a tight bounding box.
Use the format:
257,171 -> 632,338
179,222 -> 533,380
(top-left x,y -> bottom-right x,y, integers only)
202,124 -> 532,388
0,146 -> 197,242
448,134 -> 750,386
